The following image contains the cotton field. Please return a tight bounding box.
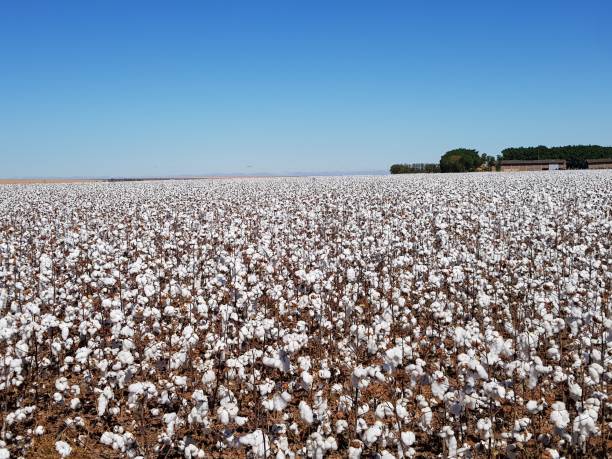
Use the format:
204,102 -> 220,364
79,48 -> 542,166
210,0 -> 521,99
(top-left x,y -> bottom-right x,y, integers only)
0,172 -> 610,458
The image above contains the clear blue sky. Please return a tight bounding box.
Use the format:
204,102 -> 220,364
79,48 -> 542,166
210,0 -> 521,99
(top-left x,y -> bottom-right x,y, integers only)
1,1 -> 611,177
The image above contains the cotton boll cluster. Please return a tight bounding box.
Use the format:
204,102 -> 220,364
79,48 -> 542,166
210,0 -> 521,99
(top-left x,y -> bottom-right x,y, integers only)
0,172 -> 610,457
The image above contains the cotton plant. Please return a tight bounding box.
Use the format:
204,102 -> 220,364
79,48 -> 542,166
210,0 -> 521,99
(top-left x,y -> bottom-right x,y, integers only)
0,172 -> 610,457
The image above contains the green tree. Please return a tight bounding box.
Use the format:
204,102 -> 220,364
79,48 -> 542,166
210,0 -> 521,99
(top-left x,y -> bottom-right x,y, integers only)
439,149 -> 483,173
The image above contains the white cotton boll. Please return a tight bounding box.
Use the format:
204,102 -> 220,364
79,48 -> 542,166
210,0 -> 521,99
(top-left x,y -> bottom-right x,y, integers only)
318,368 -> 331,379
438,426 -> 457,457
375,402 -> 394,420
475,363 -> 489,380
363,422 -> 383,447
239,430 -> 269,458
336,420 -> 348,434
431,371 -> 449,399
547,347 -> 560,361
75,347 -> 91,364
109,309 -> 124,323
348,444 -> 363,459
259,380 -> 275,396
173,375 -> 188,387
347,268 -> 356,283
384,346 -> 403,369
573,411 -> 599,443
70,398 -> 81,410
526,400 -> 541,414
568,378 -> 582,401
357,404 -> 370,416
184,444 -> 205,459
163,412 -> 179,437
218,408 -> 231,424
299,401 -> 313,424
53,392 -> 64,403
483,381 -> 506,400
588,363 -> 604,384
550,402 -> 569,429
273,392 -> 292,411
477,292 -> 491,308
401,431 -> 416,446
97,386 -> 114,416
202,369 -> 216,385
352,366 -> 369,389
298,356 -> 311,371
477,418 -> 492,441
338,395 -> 353,413
55,377 -> 69,392
262,353 -> 289,373
545,449 -> 560,459
98,394 -> 108,416
55,441 -> 72,457
170,351 -> 187,369
235,416 -> 248,426
301,371 -> 313,389
35,425 -> 45,436
144,284 -> 155,297
117,350 -> 134,366
391,398 -> 409,420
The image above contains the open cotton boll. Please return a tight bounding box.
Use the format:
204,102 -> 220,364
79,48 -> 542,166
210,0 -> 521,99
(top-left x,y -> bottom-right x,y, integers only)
97,386 -> 114,416
100,432 -> 126,452
587,363 -> 604,384
143,284 -> 155,297
301,371 -> 313,389
109,309 -> 124,323
550,402 -> 570,429
476,418 -> 492,441
239,430 -> 269,458
163,412 -> 180,437
201,369 -> 216,386
299,401 -> 313,424
545,449 -> 561,459
55,377 -> 69,392
401,431 -> 416,447
363,422 -> 383,447
273,392 -> 292,411
573,410 -> 599,444
262,351 -> 290,373
375,402 -> 394,420
348,443 -> 363,459
384,346 -> 403,370
55,441 -> 72,457
526,400 -> 544,414
305,432 -> 338,458
335,419 -> 348,434
438,426 -> 457,457
431,371 -> 449,399
117,350 -> 134,366
184,443 -> 205,459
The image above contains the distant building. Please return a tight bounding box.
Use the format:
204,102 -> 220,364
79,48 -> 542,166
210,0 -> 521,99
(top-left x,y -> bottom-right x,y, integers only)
586,158 -> 612,169
500,159 -> 566,172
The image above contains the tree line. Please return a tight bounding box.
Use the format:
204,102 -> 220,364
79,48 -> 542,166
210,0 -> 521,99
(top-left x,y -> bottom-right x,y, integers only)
390,145 -> 612,174
501,145 -> 612,169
